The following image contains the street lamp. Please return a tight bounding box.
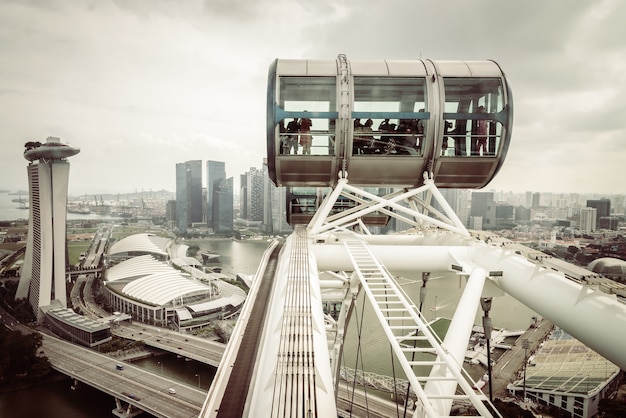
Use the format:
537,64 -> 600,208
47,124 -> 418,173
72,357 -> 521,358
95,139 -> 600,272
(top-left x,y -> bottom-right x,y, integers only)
522,339 -> 530,402
480,297 -> 493,403
195,373 -> 201,388
157,361 -> 163,375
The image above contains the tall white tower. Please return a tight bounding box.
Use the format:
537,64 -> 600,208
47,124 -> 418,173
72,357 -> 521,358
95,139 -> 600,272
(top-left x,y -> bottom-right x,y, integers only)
16,137 -> 80,321
580,207 -> 597,233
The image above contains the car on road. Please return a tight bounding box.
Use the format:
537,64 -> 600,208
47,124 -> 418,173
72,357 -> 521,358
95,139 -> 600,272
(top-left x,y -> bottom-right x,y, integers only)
122,392 -> 139,400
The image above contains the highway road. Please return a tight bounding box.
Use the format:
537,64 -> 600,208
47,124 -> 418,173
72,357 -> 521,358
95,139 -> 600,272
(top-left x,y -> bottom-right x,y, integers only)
112,323 -> 225,367
43,334 -> 207,418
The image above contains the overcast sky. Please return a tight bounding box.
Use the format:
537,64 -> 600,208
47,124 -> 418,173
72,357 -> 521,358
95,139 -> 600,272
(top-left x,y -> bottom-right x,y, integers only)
0,0 -> 623,196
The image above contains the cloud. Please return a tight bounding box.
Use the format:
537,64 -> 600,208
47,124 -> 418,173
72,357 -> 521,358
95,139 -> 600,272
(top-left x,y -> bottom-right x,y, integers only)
0,0 -> 623,196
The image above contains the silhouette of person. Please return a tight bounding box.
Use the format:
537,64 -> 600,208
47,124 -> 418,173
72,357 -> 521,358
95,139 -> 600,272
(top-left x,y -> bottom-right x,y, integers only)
452,120 -> 467,156
475,106 -> 488,156
443,121 -> 453,155
299,115 -> 313,155
328,119 -> 336,155
286,118 -> 300,154
279,120 -> 288,154
361,118 -> 374,152
353,118 -> 365,154
378,118 -> 396,154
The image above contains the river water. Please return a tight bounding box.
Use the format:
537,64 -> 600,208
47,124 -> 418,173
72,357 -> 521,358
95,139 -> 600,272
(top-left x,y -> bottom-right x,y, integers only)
0,234 -> 536,417
0,190 -> 30,221
0,190 -> 136,222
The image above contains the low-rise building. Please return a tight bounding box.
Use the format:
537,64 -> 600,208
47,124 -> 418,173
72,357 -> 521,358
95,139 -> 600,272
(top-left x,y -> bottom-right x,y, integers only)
508,328 -> 622,418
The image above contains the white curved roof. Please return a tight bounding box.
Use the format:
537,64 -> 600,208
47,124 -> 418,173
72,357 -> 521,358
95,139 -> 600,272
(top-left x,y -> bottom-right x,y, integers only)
170,244 -> 203,268
105,255 -> 211,306
108,233 -> 170,257
106,254 -> 170,282
589,257 -> 626,275
123,272 -> 209,306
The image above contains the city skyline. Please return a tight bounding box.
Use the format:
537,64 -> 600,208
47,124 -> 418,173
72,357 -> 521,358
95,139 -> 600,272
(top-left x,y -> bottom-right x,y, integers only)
0,1 -> 624,195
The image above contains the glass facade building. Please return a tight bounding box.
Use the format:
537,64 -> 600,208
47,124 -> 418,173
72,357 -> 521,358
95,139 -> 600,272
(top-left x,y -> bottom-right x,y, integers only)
207,160 -> 226,229
175,160 -> 203,233
214,177 -> 234,233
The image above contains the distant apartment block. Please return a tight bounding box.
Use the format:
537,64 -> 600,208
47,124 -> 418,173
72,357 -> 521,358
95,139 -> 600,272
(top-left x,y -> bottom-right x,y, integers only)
580,207 -> 597,233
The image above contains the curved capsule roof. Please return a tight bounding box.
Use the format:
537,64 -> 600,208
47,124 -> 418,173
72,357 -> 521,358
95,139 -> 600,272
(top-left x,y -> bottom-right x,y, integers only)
267,56 -> 513,189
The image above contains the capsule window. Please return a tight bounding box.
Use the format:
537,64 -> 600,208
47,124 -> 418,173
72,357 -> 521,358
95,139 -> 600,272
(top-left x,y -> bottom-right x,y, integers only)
443,78 -> 504,157
353,77 -> 427,156
278,117 -> 336,156
288,187 -> 320,214
276,77 -> 337,156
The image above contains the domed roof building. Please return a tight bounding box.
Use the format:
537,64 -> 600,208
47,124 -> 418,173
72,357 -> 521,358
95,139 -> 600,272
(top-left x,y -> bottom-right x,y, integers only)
588,257 -> 626,279
104,233 -> 246,329
107,233 -> 170,264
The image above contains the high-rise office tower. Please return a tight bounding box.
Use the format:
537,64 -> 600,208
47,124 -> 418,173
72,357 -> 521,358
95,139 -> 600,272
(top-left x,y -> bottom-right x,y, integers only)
213,177 -> 234,233
247,167 -> 264,222
586,199 -> 611,227
531,192 -> 541,209
269,184 -> 292,234
470,191 -> 496,229
262,161 -> 273,232
239,173 -> 248,220
16,137 -> 79,321
175,163 -> 189,233
206,160 -> 226,229
175,160 -> 203,233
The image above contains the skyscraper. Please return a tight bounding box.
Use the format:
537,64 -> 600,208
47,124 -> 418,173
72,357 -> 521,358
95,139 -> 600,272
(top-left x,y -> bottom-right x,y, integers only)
16,137 -> 79,321
206,160 -> 226,229
175,160 -> 203,233
239,173 -> 248,220
580,207 -> 597,232
247,167 -> 264,222
213,177 -> 234,233
470,191 -> 496,229
586,199 -> 611,228
531,192 -> 541,209
269,184 -> 292,234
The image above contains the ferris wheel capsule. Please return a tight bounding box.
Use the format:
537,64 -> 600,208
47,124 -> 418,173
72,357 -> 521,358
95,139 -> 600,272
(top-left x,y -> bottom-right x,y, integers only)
267,56 -> 513,189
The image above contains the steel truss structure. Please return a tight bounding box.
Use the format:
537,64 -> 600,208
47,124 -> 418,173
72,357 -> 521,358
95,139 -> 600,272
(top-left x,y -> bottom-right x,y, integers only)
314,175 -> 498,417
203,175 -> 626,418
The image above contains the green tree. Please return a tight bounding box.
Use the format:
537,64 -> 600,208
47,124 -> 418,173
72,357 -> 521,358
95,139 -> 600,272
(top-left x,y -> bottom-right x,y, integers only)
0,328 -> 50,384
598,398 -> 626,418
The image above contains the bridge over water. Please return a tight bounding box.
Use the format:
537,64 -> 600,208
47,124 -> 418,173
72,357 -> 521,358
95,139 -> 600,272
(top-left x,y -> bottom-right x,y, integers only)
42,334 -> 206,418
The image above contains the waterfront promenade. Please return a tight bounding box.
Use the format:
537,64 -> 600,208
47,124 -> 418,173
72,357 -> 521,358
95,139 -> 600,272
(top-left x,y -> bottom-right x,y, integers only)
490,318 -> 554,399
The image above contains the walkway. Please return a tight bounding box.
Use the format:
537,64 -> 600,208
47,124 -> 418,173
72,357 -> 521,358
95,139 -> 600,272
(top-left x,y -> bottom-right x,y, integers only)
490,318 -> 554,399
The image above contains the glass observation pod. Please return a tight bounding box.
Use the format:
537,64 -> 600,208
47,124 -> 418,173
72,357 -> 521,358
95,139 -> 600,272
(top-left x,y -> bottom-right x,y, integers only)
267,56 -> 513,189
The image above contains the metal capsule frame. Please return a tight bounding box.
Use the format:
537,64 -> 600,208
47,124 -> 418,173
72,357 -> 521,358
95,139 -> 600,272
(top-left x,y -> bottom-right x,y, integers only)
267,55 -> 513,190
